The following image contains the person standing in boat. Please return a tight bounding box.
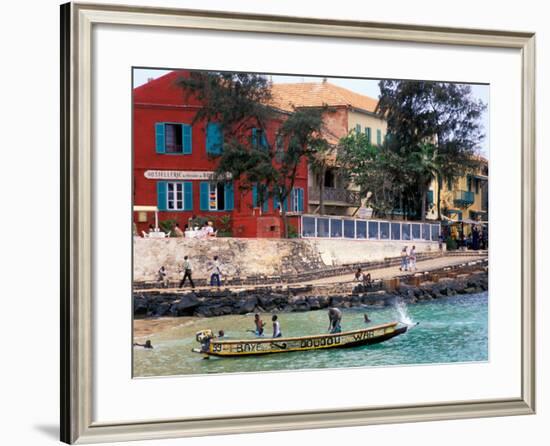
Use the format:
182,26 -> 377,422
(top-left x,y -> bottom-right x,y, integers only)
272,314 -> 282,338
328,307 -> 343,333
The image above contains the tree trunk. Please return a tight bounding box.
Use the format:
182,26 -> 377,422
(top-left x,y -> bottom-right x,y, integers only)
436,175 -> 442,220
282,209 -> 289,239
421,187 -> 427,221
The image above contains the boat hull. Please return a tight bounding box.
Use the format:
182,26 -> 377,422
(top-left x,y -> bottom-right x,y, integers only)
192,322 -> 407,357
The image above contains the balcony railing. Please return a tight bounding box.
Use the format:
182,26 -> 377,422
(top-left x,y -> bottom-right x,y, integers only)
308,187 -> 361,205
453,190 -> 475,207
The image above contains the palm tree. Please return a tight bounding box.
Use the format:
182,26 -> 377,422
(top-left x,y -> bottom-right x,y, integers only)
409,142 -> 443,220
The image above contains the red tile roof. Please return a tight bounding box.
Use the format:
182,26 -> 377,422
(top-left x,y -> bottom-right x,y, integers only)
269,81 -> 379,113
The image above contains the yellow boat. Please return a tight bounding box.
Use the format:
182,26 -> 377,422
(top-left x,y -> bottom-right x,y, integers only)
192,322 -> 407,357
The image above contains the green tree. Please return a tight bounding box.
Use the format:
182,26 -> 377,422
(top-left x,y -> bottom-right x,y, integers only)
177,72 -> 329,236
377,80 -> 486,219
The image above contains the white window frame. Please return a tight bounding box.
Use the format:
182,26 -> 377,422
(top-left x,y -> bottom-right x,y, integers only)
167,182 -> 184,210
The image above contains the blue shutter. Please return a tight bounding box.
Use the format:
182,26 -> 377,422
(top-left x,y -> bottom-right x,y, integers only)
298,188 -> 304,212
290,189 -> 295,212
200,182 -> 209,211
251,128 -> 257,147
182,124 -> 192,154
377,129 -> 382,145
365,127 -> 371,144
273,188 -> 280,212
252,184 -> 258,208
224,182 -> 234,211
260,131 -> 268,149
157,181 -> 167,210
263,189 -> 269,213
155,123 -> 165,154
283,195 -> 288,212
183,182 -> 193,211
206,122 -> 223,155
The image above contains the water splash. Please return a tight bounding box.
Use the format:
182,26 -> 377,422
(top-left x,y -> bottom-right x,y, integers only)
395,299 -> 414,326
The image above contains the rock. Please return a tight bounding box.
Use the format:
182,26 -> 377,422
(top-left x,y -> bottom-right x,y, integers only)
307,296 -> 321,310
234,296 -> 258,314
156,302 -> 172,316
134,295 -> 148,316
172,294 -> 200,316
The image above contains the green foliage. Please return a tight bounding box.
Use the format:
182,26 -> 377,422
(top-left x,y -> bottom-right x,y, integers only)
159,219 -> 177,236
287,224 -> 299,239
215,215 -> 232,237
339,80 -> 486,219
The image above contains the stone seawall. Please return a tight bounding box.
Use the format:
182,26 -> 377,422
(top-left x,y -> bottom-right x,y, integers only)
134,262 -> 487,318
133,237 -> 442,283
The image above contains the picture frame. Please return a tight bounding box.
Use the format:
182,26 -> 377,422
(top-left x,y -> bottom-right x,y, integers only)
60,2 -> 536,444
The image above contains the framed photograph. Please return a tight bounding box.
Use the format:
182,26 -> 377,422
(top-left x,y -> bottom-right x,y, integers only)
61,2 -> 535,444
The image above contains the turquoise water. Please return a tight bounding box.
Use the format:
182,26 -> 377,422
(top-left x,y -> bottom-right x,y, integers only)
133,292 -> 488,377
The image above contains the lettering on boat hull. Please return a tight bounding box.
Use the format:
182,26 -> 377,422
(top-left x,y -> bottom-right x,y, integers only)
195,323 -> 408,357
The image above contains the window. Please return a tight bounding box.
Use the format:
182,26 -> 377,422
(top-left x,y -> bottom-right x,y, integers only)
200,182 -> 234,211
356,220 -> 367,239
376,129 -> 382,145
208,183 -> 226,211
330,219 -> 343,238
422,223 -> 431,241
155,123 -> 192,154
391,222 -> 401,240
157,181 -> 192,211
291,188 -> 304,212
324,169 -> 335,188
431,224 -> 440,241
412,223 -> 421,239
167,182 -> 184,210
252,128 -> 268,149
275,134 -> 284,162
344,220 -> 355,238
380,222 -> 390,239
252,184 -> 269,212
402,223 -> 411,240
365,127 -> 372,144
206,122 -> 223,155
302,216 -> 316,237
368,221 -> 379,239
355,124 -> 361,134
317,218 -> 329,237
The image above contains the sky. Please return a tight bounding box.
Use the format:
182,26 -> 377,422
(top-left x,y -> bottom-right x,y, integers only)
134,68 -> 489,155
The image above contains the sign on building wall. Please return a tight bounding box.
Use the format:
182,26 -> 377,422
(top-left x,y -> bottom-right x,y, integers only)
144,170 -> 232,180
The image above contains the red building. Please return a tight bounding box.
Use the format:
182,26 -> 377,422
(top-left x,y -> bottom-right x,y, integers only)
133,71 -> 307,238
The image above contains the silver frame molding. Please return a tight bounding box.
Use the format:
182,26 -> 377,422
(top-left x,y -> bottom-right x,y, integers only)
60,2 -> 536,444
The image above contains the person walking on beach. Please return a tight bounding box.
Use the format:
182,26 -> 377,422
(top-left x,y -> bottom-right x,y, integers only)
328,307 -> 343,334
210,256 -> 222,287
409,246 -> 417,271
272,315 -> 282,338
179,256 -> 195,289
156,265 -> 168,288
400,246 -> 409,271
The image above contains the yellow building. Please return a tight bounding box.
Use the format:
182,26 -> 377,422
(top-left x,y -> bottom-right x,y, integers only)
426,157 -> 488,229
